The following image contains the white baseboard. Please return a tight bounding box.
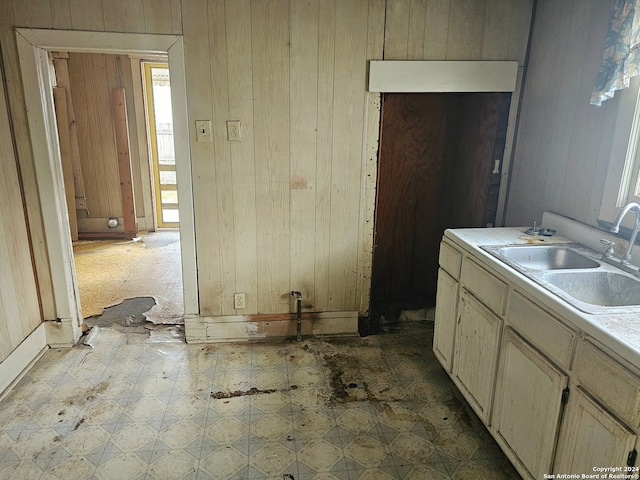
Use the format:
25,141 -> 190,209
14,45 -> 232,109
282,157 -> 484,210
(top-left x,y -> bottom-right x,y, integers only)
0,324 -> 47,400
185,311 -> 359,343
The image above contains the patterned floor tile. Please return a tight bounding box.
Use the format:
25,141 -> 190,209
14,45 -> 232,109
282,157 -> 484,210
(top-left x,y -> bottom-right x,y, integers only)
0,317 -> 523,479
199,446 -> 247,479
147,449 -> 198,480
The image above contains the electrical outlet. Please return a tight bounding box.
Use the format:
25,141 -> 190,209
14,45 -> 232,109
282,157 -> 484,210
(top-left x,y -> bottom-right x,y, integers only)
227,120 -> 241,142
195,120 -> 212,142
234,293 -> 246,309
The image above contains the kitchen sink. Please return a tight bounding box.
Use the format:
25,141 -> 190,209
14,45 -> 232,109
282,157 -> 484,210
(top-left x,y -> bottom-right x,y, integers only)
496,245 -> 600,270
542,271 -> 640,307
481,242 -> 640,312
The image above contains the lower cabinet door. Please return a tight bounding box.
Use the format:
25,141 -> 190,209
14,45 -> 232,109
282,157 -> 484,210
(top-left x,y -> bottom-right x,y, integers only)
433,268 -> 459,373
554,387 -> 637,476
493,328 -> 568,480
453,288 -> 502,424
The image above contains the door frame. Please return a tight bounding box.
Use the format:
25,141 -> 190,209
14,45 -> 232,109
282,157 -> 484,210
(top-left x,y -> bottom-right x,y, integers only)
142,61 -> 179,229
16,28 -> 198,344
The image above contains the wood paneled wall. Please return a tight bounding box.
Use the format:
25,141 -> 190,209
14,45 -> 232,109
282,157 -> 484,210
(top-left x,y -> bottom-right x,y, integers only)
6,0 -> 182,33
0,67 -> 41,362
183,0 -> 533,318
183,0 -> 383,317
66,52 -> 150,233
505,0 -> 617,227
0,0 -> 534,333
384,0 -> 532,61
0,0 -> 181,323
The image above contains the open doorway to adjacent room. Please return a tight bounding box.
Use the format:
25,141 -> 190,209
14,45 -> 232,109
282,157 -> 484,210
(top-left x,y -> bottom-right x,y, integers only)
51,52 -> 184,327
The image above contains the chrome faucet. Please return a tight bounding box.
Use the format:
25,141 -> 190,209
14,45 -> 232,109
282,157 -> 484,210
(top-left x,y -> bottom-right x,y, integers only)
610,202 -> 640,265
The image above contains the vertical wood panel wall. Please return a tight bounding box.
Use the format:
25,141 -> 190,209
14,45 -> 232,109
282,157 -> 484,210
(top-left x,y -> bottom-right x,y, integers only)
182,0 -> 533,318
0,66 -> 42,362
505,0 -> 617,227
0,0 -> 534,332
66,52 -> 150,234
0,0 -> 180,324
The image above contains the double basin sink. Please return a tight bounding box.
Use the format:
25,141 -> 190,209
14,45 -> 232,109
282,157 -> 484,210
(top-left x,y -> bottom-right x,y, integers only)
482,244 -> 640,314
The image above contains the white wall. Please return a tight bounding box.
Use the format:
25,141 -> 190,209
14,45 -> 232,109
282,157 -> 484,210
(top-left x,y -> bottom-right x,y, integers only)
0,0 -> 533,341
506,0 -> 618,227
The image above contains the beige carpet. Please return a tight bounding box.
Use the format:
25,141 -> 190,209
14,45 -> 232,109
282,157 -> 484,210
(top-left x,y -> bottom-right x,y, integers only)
72,231 -> 184,324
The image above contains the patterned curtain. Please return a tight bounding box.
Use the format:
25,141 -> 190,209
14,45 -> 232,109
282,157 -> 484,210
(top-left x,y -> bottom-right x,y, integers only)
592,0 -> 640,106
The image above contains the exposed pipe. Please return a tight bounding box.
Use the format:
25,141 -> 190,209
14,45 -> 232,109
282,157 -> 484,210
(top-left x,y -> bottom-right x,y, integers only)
290,291 -> 302,341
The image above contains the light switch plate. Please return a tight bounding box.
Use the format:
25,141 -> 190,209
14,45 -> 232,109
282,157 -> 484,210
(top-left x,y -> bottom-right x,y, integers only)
195,120 -> 212,142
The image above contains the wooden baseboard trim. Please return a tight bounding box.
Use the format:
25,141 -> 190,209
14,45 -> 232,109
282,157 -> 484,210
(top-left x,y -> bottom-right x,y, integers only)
185,311 -> 359,343
0,324 -> 47,400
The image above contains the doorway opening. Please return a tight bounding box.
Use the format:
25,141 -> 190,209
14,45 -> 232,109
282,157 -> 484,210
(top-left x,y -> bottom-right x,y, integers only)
15,28 -> 197,344
369,92 -> 511,333
51,52 -> 184,326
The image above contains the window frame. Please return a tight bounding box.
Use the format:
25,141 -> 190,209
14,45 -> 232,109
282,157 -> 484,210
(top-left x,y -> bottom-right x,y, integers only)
599,77 -> 640,229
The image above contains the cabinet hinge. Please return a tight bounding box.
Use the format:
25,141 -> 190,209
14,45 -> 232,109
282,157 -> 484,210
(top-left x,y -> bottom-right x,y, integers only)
627,449 -> 637,467
561,387 -> 570,405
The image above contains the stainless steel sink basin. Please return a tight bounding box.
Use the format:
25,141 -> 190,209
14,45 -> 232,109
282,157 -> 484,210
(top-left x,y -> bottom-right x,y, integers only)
497,246 -> 600,270
542,271 -> 640,307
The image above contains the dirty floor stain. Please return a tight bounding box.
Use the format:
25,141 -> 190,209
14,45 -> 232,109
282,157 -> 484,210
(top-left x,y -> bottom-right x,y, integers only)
0,319 -> 520,479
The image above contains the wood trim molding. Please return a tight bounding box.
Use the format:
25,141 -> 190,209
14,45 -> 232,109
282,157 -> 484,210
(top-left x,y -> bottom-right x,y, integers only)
368,61 -> 519,93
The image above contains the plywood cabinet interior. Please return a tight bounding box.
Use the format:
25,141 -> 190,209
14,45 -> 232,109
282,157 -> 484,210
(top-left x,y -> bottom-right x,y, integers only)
554,387 -> 637,476
493,328 -> 568,479
453,288 -> 502,424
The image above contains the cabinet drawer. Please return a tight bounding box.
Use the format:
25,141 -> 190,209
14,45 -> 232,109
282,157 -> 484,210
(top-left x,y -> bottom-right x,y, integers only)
507,290 -> 576,370
573,340 -> 640,428
439,240 -> 462,279
460,258 -> 508,316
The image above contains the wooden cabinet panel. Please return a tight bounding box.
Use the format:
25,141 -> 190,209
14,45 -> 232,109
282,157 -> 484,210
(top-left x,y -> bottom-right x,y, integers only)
493,328 -> 568,479
439,240 -> 462,280
433,268 -> 459,373
460,257 -> 508,316
573,340 -> 640,428
554,387 -> 637,475
434,237 -> 640,480
453,288 -> 502,423
507,289 -> 576,370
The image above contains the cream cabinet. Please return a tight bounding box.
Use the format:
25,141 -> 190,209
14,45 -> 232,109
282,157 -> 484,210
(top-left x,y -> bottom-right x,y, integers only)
554,339 -> 640,475
493,328 -> 568,479
434,240 -> 462,374
554,387 -> 637,476
452,288 -> 502,424
433,268 -> 458,373
434,234 -> 640,480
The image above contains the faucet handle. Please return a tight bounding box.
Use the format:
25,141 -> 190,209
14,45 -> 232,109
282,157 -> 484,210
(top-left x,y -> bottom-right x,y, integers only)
601,239 -> 616,258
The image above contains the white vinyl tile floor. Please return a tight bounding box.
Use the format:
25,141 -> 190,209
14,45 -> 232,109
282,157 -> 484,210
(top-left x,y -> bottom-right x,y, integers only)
0,316 -> 520,479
